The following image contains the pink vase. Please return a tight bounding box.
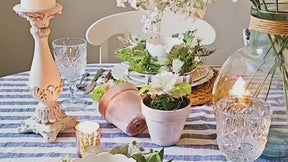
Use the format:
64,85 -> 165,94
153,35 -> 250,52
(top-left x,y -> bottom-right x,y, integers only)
99,83 -> 146,136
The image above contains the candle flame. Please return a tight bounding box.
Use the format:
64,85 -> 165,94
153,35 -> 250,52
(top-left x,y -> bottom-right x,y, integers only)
229,77 -> 250,97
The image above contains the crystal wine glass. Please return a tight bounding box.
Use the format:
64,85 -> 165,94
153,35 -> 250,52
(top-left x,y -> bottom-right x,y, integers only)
52,37 -> 88,109
215,96 -> 271,162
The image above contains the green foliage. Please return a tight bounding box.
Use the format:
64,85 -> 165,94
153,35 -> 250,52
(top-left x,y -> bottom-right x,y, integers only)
92,85 -> 108,102
169,31 -> 215,75
143,94 -> 190,111
92,80 -> 127,102
250,0 -> 288,21
139,85 -> 152,95
110,145 -> 129,155
116,30 -> 215,75
109,141 -> 168,162
115,41 -> 161,74
172,83 -> 192,98
61,141 -> 169,162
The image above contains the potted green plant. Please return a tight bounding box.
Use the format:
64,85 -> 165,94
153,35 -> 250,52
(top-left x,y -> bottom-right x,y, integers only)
139,71 -> 192,146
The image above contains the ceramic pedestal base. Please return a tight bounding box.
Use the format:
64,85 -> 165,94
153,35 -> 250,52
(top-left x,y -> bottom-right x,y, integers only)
17,82 -> 77,142
18,105 -> 76,142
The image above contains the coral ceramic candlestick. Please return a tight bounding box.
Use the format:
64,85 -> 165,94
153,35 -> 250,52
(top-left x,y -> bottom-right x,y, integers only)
20,0 -> 56,10
13,3 -> 76,142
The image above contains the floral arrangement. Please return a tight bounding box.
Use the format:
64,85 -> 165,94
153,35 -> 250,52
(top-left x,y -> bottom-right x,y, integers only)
62,141 -> 168,162
116,30 -> 214,75
115,0 -> 237,33
139,71 -> 191,111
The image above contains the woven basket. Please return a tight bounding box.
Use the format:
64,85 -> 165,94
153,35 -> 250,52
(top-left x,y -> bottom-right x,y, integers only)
190,69 -> 218,106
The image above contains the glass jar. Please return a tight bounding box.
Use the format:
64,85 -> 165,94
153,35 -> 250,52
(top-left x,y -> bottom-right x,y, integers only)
213,3 -> 288,158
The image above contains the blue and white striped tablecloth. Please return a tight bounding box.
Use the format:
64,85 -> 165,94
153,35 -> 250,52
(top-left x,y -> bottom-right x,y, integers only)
0,64 -> 287,162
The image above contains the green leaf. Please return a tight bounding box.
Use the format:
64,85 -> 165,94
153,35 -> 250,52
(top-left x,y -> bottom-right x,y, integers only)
139,85 -> 152,94
132,153 -> 147,162
145,151 -> 162,162
115,41 -> 161,74
158,148 -> 164,161
115,80 -> 127,85
172,83 -> 192,98
92,85 -> 107,102
110,145 -> 129,156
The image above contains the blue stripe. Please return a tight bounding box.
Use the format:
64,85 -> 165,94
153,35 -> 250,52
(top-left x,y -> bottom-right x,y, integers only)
0,95 -> 33,98
0,108 -> 35,112
0,83 -> 28,87
164,155 -> 226,161
0,153 -> 78,159
0,141 -> 219,150
0,123 -> 116,129
0,108 -> 97,113
0,101 -> 38,105
0,78 -> 29,81
0,115 -> 103,120
184,124 -> 216,130
0,142 -> 76,147
0,94 -> 94,99
186,116 -> 216,122
191,109 -> 214,114
0,89 -> 30,92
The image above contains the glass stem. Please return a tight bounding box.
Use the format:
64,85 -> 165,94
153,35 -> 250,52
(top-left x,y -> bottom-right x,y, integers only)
69,81 -> 78,102
280,64 -> 288,118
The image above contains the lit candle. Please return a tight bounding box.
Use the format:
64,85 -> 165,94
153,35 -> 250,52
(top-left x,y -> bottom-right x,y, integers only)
20,0 -> 56,10
75,121 -> 101,158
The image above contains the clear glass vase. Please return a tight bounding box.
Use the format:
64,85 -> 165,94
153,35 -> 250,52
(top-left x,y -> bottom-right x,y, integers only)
213,5 -> 288,157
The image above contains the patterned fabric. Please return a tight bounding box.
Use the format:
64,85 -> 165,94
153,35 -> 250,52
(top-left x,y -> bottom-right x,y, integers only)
0,64 -> 286,162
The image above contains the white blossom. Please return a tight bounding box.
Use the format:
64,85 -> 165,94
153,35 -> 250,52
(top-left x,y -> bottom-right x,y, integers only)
115,0 -> 238,33
172,59 -> 184,74
116,0 -> 127,8
150,71 -> 181,94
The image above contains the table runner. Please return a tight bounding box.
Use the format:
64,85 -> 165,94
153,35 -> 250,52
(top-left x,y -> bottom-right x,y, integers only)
0,64 -> 287,162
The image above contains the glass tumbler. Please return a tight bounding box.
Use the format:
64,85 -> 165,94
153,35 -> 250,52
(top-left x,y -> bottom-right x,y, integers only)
52,37 -> 88,109
215,96 -> 271,162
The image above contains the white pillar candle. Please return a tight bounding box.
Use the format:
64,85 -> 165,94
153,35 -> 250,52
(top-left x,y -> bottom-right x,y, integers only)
75,121 -> 101,157
20,0 -> 56,10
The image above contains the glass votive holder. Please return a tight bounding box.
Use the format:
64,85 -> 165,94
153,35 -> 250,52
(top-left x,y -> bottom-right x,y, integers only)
215,96 -> 271,162
75,121 -> 101,158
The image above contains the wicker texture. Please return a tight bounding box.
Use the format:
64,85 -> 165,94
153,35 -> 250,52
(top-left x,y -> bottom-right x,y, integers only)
190,70 -> 217,106
250,16 -> 288,35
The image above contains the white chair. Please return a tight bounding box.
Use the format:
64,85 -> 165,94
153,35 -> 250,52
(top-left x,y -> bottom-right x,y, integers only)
86,11 -> 216,63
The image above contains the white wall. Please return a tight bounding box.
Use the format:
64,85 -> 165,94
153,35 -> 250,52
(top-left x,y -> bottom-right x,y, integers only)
0,0 -> 250,77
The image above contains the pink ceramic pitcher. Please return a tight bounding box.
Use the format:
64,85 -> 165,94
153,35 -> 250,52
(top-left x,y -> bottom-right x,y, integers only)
99,83 -> 146,136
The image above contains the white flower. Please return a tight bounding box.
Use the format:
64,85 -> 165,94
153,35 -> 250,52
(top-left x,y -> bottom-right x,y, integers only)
116,0 -> 127,8
115,0 -> 238,33
172,59 -> 184,74
151,71 -> 181,94
128,0 -> 138,9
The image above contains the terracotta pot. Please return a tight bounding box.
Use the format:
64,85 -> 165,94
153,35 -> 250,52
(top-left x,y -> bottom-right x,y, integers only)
99,83 -> 146,136
141,100 -> 191,146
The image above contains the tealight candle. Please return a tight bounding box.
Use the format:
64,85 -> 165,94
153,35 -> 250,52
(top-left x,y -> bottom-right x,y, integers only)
20,0 -> 56,10
75,121 -> 101,158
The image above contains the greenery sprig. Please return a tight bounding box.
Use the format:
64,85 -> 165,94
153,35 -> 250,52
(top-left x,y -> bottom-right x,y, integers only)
116,30 -> 214,75
169,30 -> 215,75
